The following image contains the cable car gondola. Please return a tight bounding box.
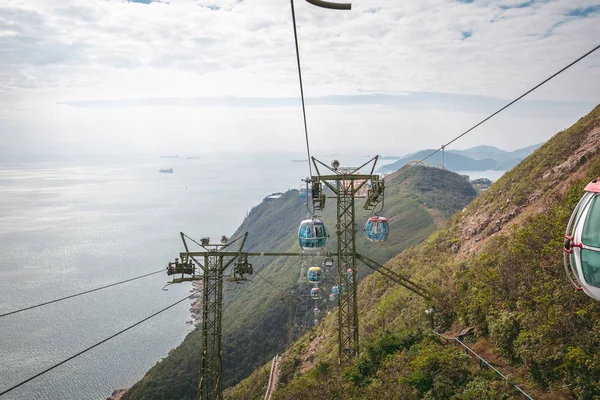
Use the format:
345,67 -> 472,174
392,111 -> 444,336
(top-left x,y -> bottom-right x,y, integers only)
307,267 -> 323,283
314,307 -> 321,316
331,285 -> 339,295
329,293 -> 337,301
564,177 -> 600,300
298,218 -> 327,251
310,287 -> 321,299
365,215 -> 389,242
167,258 -> 194,276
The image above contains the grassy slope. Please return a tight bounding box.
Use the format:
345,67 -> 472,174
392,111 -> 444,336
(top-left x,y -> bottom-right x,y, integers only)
231,105 -> 600,400
123,166 -> 477,400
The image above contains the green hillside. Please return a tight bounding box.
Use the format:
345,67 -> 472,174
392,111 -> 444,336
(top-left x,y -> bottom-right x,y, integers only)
229,105 -> 600,400
122,165 -> 477,400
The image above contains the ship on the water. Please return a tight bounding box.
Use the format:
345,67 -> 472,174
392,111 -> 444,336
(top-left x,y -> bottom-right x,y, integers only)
159,168 -> 174,173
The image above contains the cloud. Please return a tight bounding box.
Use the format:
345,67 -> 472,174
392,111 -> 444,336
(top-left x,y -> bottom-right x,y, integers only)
566,5 -> 600,17
0,0 -> 599,156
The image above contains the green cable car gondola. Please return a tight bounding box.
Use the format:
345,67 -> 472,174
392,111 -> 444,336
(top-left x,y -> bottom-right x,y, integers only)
307,266 -> 323,283
365,215 -> 389,242
311,287 -> 321,299
564,177 -> 600,300
298,218 -> 327,251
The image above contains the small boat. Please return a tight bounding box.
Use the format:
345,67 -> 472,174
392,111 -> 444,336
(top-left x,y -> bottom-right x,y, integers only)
159,168 -> 174,173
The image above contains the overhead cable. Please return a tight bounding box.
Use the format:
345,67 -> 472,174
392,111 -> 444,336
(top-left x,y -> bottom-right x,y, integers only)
0,289 -> 201,398
0,269 -> 165,319
400,43 -> 600,175
289,0 -> 314,178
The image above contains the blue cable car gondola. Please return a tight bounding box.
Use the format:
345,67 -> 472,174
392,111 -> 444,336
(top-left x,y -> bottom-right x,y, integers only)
307,267 -> 323,283
310,287 -> 321,299
331,285 -> 339,295
298,218 -> 327,251
564,178 -> 600,300
365,215 -> 389,242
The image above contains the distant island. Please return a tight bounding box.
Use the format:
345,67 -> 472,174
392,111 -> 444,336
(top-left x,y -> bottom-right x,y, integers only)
291,159 -> 308,163
159,168 -> 173,173
378,143 -> 544,174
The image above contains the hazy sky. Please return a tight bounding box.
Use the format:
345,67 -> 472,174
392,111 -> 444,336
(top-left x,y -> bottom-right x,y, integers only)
1,0 -> 599,158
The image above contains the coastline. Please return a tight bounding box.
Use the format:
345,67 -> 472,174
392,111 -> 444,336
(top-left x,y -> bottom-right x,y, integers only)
107,281 -> 202,399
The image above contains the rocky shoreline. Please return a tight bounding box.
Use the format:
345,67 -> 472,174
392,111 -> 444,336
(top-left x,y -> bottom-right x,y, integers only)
106,388 -> 126,400
188,281 -> 202,326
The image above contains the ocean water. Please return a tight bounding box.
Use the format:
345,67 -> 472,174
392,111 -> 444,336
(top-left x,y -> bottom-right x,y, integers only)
0,153 -> 315,400
0,154 -> 489,399
455,170 -> 506,181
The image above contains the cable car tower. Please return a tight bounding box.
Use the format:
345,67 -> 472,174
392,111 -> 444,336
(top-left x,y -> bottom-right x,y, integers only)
308,156 -> 430,358
167,233 -> 330,400
311,156 -> 380,357
167,233 -> 254,400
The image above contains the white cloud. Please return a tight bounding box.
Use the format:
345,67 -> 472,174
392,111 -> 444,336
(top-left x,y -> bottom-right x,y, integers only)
0,0 -> 599,156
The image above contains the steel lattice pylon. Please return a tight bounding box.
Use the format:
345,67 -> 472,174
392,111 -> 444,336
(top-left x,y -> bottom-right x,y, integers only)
311,156 -> 382,358
199,254 -> 224,400
336,179 -> 359,356
168,234 -> 315,400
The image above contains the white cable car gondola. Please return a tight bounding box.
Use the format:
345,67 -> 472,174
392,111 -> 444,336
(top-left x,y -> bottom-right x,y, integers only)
307,267 -> 323,284
310,287 -> 321,299
564,177 -> 600,300
329,293 -> 336,301
298,218 -> 327,251
365,215 -> 389,242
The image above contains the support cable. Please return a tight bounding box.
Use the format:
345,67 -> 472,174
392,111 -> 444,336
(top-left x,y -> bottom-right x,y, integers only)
0,269 -> 165,319
0,289 -> 202,398
431,331 -> 533,400
289,0 -> 313,178
254,270 -> 287,295
398,43 -> 600,177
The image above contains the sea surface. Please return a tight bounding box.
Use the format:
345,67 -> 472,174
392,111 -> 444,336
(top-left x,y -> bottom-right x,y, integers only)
0,154 -> 503,399
0,153 -> 407,400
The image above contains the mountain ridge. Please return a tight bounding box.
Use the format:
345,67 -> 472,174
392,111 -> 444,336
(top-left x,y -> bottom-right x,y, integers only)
228,105 -> 600,400
121,164 -> 479,400
380,143 -> 544,174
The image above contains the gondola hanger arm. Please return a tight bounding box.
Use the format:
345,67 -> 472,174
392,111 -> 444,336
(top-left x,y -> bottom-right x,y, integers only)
304,0 -> 351,10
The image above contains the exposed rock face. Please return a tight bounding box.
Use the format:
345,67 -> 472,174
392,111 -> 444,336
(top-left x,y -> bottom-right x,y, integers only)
457,124 -> 600,256
107,389 -> 127,400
